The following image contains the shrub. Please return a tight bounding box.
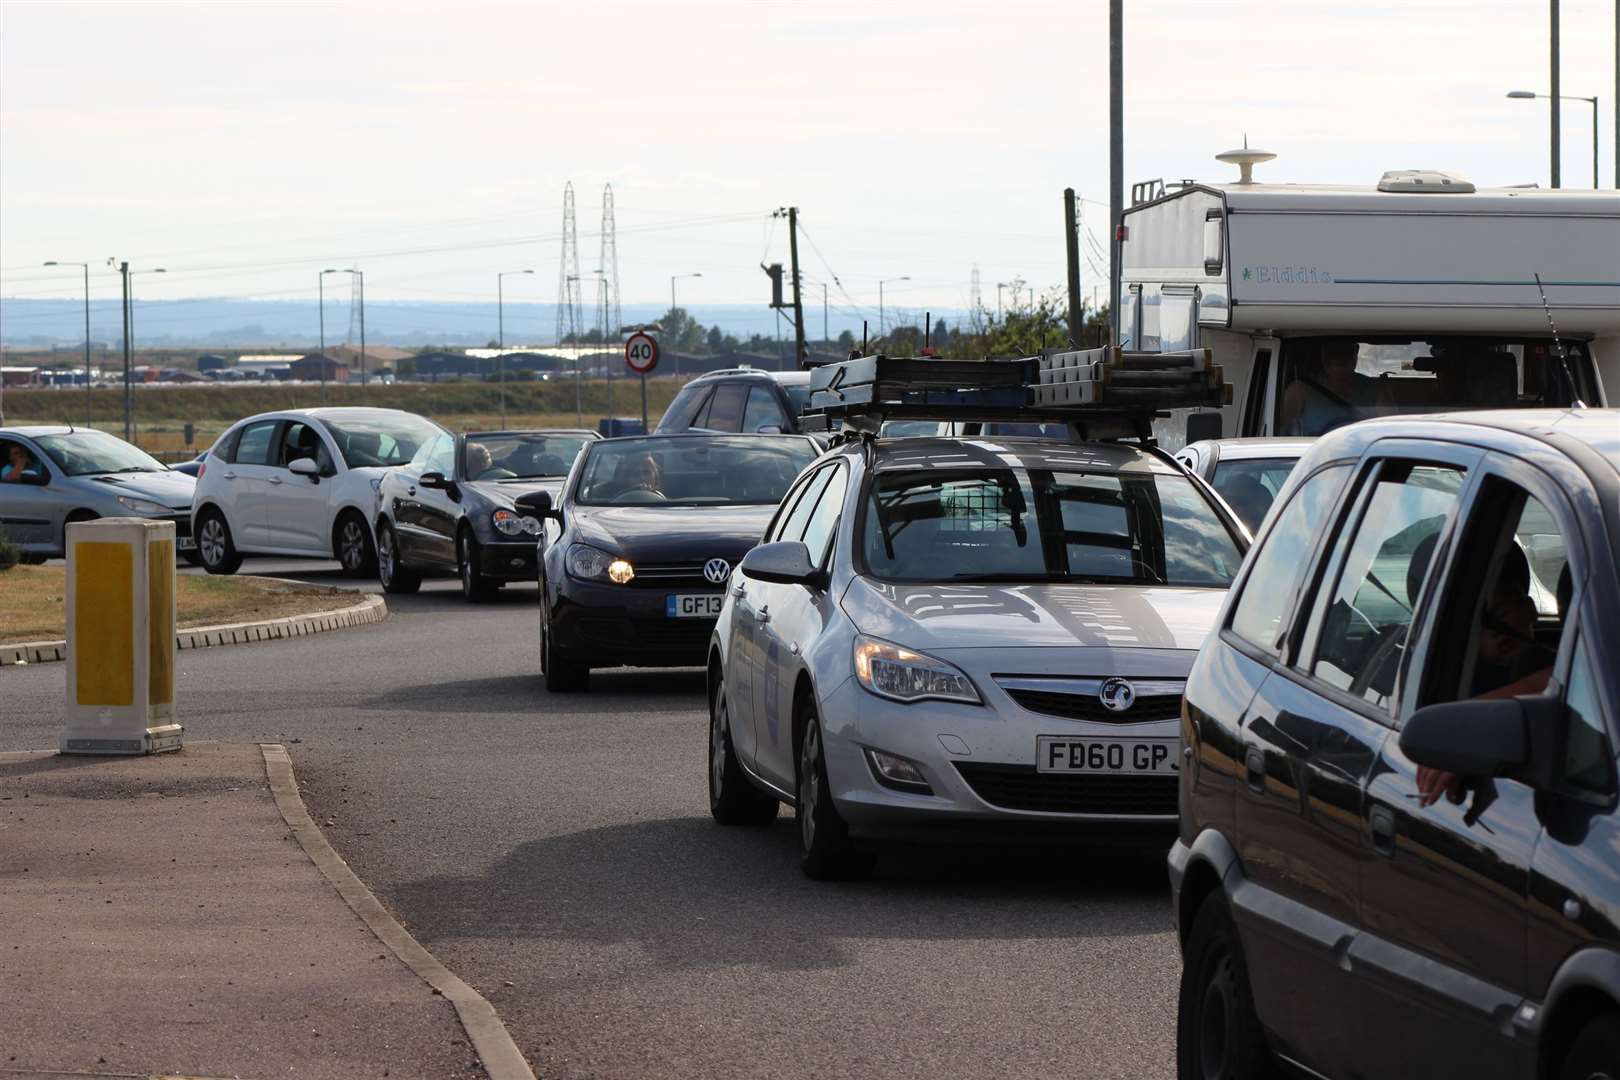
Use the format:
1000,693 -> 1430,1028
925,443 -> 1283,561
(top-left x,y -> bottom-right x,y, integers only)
0,528 -> 19,572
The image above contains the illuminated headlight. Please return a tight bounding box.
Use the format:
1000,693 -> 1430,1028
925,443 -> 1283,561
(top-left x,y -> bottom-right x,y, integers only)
566,542 -> 632,583
492,509 -> 542,537
853,635 -> 980,705
116,495 -> 167,515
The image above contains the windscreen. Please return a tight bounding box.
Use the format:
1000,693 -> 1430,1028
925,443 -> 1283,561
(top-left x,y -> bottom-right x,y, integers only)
322,413 -> 443,468
1276,336 -> 1595,437
1210,457 -> 1299,531
861,467 -> 1243,586
782,384 -> 810,417
577,437 -> 815,506
464,432 -> 593,480
35,430 -> 167,476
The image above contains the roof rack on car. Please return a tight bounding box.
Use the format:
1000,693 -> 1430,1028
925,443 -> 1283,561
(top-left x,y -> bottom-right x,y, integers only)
802,347 -> 1231,444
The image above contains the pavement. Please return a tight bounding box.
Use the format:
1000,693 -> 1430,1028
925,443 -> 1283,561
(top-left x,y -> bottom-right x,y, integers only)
2,557 -> 1182,1080
0,741 -> 484,1080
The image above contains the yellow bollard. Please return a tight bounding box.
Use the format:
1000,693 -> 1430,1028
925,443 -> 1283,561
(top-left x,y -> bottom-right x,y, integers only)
62,518 -> 183,754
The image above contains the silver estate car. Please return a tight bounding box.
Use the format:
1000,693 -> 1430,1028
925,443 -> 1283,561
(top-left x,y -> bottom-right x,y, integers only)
0,426 -> 197,562
706,434 -> 1250,878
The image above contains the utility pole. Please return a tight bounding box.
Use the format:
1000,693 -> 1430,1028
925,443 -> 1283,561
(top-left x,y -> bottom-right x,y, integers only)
357,270 -> 367,389
1109,0 -> 1124,343
317,271 -> 328,403
787,207 -> 807,368
1551,0 -> 1562,188
822,283 -> 829,345
1063,188 -> 1083,347
114,260 -> 132,442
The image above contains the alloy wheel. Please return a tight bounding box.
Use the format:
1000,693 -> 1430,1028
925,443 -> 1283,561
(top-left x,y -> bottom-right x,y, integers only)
340,520 -> 366,571
710,697 -> 729,801
199,517 -> 226,567
1198,949 -> 1235,1079
799,724 -> 820,851
378,527 -> 395,583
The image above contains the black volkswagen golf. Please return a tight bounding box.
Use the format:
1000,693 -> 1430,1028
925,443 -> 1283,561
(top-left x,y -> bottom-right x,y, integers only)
1171,408 -> 1620,1080
374,428 -> 598,601
525,432 -> 819,691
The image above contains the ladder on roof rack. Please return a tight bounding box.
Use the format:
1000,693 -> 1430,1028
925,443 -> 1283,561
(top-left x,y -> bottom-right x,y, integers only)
801,347 -> 1230,441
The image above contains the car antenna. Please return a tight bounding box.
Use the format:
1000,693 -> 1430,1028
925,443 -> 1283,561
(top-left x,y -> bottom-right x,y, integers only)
1534,272 -> 1587,408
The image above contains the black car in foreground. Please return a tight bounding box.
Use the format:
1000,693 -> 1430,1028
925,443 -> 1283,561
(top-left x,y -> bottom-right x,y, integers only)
1171,408 -> 1620,1080
373,428 -> 598,601
523,432 -> 819,690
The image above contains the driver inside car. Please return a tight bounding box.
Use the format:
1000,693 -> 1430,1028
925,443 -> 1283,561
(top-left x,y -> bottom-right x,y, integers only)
611,452 -> 663,500
1,442 -> 40,482
1279,339 -> 1375,437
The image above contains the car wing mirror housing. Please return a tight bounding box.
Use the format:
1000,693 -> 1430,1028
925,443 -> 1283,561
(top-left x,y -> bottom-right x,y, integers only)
740,541 -> 823,587
288,457 -> 319,478
1399,697 -> 1543,781
513,490 -> 555,519
419,471 -> 449,490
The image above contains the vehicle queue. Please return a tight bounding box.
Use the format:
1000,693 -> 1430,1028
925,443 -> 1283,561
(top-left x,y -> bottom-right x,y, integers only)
4,334 -> 1619,1080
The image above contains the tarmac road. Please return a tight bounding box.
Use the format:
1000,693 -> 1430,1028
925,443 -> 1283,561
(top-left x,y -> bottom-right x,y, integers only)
2,557 -> 1182,1080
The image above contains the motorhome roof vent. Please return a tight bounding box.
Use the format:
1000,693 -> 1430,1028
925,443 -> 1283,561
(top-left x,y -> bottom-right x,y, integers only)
1215,137 -> 1276,184
1377,170 -> 1476,193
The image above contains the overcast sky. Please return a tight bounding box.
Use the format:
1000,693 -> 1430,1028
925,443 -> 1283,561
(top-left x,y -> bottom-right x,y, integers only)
2,0 -> 1615,331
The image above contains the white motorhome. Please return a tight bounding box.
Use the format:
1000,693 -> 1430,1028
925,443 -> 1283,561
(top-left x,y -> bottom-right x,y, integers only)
1118,158 -> 1620,449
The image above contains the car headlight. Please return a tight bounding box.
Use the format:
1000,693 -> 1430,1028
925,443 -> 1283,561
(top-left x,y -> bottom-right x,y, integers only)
566,542 -> 633,584
116,495 -> 168,515
853,635 -> 980,705
492,509 -> 542,537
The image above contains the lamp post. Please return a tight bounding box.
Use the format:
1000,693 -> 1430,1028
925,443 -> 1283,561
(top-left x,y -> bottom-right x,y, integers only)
878,276 -> 910,337
106,261 -> 164,443
670,272 -> 702,315
497,269 -> 534,426
1508,89 -> 1602,188
44,261 -> 92,424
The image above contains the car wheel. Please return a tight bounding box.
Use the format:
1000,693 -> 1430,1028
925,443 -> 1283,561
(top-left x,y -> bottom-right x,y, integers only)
1177,896 -> 1277,1080
335,512 -> 376,577
195,509 -> 243,575
1562,1013 -> 1620,1080
375,521 -> 421,594
458,529 -> 497,602
709,678 -> 779,826
540,596 -> 589,691
796,707 -> 871,880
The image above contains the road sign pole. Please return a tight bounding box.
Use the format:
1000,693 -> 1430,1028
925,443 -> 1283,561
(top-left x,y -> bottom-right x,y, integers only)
640,373 -> 648,432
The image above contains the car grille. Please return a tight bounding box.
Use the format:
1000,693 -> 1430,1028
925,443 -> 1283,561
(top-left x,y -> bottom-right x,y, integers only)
576,616 -> 714,652
627,561 -> 713,588
954,763 -> 1179,816
1004,688 -> 1181,724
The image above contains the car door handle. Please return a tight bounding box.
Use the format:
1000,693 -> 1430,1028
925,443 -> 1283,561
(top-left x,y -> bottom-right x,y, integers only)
222,471 -> 237,480
1370,804 -> 1397,858
407,486 -> 416,496
1244,747 -> 1266,793
266,476 -> 283,485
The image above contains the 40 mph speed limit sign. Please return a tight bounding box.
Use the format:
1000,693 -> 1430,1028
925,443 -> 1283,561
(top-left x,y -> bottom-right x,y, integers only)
624,331 -> 659,375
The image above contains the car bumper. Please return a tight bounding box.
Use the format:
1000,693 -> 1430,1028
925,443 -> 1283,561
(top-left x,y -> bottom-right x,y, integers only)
817,668 -> 1183,842
550,578 -> 722,668
479,539 -> 538,582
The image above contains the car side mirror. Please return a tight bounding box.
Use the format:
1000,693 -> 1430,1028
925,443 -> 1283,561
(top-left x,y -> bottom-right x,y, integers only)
1399,698 -> 1534,780
514,490 -> 555,519
740,541 -> 823,588
419,471 -> 449,491
20,470 -> 49,486
1185,411 -> 1223,445
288,457 -> 319,479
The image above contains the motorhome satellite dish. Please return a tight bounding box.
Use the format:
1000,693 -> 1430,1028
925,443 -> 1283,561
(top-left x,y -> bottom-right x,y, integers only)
1215,136 -> 1276,184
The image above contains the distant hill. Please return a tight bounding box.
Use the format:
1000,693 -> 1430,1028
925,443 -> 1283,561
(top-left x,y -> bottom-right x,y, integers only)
0,297 -> 965,349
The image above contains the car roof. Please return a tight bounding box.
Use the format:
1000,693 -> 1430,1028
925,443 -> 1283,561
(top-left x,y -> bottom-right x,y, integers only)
463,427 -> 600,438
859,436 -> 1179,474
1315,409 -> 1620,473
689,368 -> 811,386
1,425 -> 77,438
1183,438 -> 1314,461
591,431 -> 817,447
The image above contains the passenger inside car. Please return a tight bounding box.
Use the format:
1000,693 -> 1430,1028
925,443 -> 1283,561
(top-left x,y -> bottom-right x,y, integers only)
1,441 -> 41,482
1278,338 -> 1377,436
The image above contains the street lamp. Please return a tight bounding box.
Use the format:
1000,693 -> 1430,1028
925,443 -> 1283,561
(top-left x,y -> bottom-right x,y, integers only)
497,269 -> 534,426
670,272 -> 702,314
44,261 -> 92,424
1507,89 -> 1601,188
105,261 -> 164,442
878,276 -> 910,336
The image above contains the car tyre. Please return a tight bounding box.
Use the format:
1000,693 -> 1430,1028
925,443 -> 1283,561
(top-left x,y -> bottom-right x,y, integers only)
458,529 -> 497,603
195,508 -> 243,576
709,678 -> 779,826
540,595 -> 589,692
796,707 -> 871,880
335,511 -> 376,577
375,521 -> 421,594
1562,1013 -> 1620,1080
1178,896 -> 1277,1080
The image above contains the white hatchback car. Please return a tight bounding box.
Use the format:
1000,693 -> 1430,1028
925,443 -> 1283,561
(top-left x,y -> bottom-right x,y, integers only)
192,407 -> 445,575
707,434 -> 1251,878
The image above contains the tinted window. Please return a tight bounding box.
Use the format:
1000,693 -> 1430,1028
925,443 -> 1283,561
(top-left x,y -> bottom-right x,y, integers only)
781,383 -> 810,420
1230,464 -> 1351,654
704,384 -> 748,432
1562,641 -> 1612,794
1210,457 -> 1299,532
775,466 -> 835,543
659,384 -> 712,431
278,421 -> 325,468
800,466 -> 848,565
1310,463 -> 1466,712
576,437 -> 815,506
231,421 -> 279,466
861,467 -> 1242,586
741,387 -> 789,433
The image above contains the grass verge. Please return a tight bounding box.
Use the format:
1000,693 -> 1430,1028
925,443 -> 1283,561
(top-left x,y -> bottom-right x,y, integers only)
0,565 -> 359,644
